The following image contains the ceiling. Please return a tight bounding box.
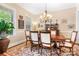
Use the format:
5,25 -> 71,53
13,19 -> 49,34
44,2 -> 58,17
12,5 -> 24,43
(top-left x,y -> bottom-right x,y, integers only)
18,3 -> 76,15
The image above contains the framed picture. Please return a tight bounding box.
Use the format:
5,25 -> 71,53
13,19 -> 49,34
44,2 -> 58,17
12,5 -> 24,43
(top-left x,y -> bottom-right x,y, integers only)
18,20 -> 24,29
18,15 -> 24,29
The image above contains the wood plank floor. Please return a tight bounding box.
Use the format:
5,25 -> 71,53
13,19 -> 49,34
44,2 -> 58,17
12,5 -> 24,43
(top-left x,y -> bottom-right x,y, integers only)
0,41 -> 31,56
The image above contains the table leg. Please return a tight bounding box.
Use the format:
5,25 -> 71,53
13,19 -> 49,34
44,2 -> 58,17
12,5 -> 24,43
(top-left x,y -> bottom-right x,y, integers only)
53,41 -> 57,48
53,42 -> 60,56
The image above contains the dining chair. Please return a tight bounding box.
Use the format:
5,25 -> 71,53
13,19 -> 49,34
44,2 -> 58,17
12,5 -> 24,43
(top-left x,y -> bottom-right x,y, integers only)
47,28 -> 50,31
60,31 -> 78,55
25,30 -> 31,46
50,30 -> 59,47
40,31 -> 54,55
51,30 -> 56,35
30,31 -> 40,53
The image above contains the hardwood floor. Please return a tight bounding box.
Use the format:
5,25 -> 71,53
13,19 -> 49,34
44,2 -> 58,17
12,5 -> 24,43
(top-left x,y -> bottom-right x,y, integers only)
0,53 -> 10,56
0,41 -> 31,56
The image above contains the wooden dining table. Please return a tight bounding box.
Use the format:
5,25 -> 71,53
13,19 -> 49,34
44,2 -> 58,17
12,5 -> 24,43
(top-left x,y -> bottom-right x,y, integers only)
51,35 -> 65,42
51,35 -> 65,55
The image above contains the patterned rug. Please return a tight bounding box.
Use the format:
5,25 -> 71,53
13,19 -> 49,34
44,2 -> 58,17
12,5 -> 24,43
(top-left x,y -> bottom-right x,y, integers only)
15,47 -> 79,56
6,43 -> 79,56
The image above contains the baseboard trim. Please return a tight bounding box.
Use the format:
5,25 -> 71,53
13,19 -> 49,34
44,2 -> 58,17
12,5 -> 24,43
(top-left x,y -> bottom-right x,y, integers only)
8,39 -> 26,48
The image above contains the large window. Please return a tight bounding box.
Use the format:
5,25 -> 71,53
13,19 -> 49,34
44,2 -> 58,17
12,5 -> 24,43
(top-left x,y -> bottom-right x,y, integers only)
0,6 -> 13,34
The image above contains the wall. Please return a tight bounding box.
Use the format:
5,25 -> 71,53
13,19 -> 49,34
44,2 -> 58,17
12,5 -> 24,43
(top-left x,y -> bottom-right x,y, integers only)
50,7 -> 76,38
76,4 -> 79,43
0,3 -> 33,48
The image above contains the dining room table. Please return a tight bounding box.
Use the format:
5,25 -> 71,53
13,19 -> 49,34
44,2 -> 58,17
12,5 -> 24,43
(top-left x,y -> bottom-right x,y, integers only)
51,34 -> 65,55
51,35 -> 65,42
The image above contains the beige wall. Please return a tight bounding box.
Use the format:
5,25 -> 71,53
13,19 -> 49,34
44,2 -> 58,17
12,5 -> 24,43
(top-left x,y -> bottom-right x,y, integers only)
75,4 -> 79,43
50,7 -> 76,38
0,3 -> 33,48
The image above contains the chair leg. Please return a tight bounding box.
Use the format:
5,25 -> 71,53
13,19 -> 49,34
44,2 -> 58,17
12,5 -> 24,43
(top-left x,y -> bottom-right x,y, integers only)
50,48 -> 52,56
37,45 -> 39,53
72,48 -> 74,56
41,46 -> 42,55
70,48 -> 72,52
30,40 -> 32,52
26,41 -> 27,46
59,47 -> 61,55
31,45 -> 32,52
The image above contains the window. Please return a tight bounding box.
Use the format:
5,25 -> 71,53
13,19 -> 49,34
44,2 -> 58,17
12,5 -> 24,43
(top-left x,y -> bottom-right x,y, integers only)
26,16 -> 31,31
0,6 -> 13,34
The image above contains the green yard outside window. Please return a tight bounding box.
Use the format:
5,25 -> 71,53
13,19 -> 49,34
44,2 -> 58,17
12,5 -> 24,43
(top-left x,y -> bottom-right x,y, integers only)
0,7 -> 13,34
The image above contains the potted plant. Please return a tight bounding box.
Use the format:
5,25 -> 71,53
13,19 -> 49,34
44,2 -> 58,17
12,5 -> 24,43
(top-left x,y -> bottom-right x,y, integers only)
0,19 -> 14,54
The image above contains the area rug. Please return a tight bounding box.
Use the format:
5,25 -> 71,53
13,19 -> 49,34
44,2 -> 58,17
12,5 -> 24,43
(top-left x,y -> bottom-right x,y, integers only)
16,47 -> 78,56
6,43 -> 79,56
7,45 -> 79,56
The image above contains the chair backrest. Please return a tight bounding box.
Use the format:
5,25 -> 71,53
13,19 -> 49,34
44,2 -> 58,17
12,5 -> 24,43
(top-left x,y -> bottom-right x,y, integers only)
40,32 -> 51,44
47,28 -> 50,31
71,31 -> 78,42
30,31 -> 39,42
25,30 -> 30,40
25,30 -> 30,36
51,30 -> 56,36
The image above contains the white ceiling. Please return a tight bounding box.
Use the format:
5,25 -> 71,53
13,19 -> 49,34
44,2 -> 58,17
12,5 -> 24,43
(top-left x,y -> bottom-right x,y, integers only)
18,3 -> 76,15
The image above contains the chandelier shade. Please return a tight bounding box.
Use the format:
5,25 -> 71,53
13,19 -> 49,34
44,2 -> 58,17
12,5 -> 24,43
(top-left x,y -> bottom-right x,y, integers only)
40,4 -> 52,21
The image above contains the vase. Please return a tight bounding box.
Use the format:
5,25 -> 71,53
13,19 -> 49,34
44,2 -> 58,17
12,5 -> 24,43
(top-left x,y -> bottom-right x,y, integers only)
0,38 -> 10,54
0,31 -> 7,39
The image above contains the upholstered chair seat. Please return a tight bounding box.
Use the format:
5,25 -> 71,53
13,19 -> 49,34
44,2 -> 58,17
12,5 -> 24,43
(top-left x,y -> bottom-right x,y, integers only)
42,43 -> 54,47
33,41 -> 39,44
64,42 -> 72,47
60,42 -> 72,47
65,39 -> 70,42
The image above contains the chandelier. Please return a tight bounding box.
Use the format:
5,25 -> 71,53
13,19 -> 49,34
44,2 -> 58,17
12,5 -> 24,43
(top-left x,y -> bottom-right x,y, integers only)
40,4 -> 52,22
